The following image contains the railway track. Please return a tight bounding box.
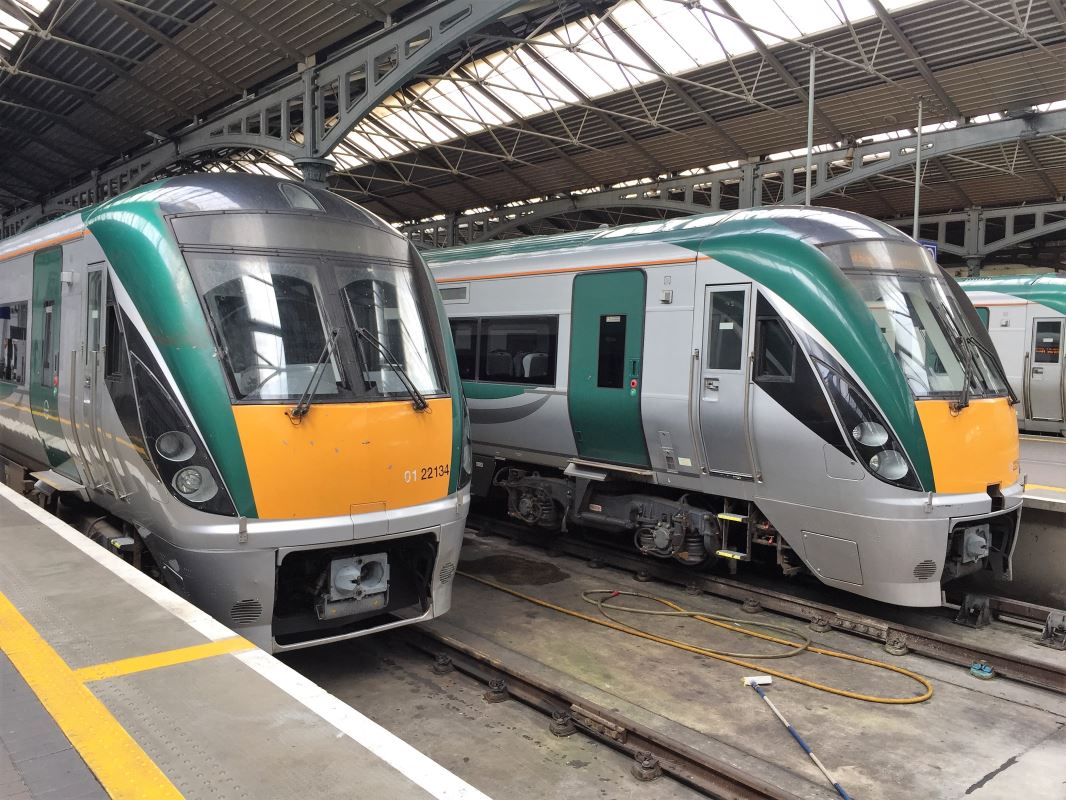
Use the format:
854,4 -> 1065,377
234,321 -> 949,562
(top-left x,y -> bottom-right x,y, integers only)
404,628 -> 803,800
465,512 -> 1066,696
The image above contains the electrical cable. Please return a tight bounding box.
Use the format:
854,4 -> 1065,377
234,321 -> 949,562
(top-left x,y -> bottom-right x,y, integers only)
459,571 -> 934,704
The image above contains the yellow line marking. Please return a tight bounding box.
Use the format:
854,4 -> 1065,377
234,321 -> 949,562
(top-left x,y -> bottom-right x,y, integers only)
1024,483 -> 1066,494
0,590 -> 183,800
74,636 -> 255,683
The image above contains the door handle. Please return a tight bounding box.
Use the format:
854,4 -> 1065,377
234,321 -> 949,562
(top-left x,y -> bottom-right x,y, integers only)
705,377 -> 719,391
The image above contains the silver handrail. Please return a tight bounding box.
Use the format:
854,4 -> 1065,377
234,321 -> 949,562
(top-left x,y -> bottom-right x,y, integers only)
66,350 -> 95,489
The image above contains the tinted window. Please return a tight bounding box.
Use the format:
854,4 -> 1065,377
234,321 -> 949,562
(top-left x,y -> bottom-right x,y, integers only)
975,306 -> 990,330
707,290 -> 745,370
1035,320 -> 1062,364
477,316 -> 557,385
450,319 -> 477,380
597,314 -> 627,388
755,318 -> 796,381
0,301 -> 28,384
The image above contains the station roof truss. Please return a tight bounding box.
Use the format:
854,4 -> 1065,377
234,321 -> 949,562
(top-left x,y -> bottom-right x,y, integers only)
2,0 -> 1066,249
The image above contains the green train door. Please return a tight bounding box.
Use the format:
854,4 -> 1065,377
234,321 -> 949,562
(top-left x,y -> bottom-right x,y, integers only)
568,270 -> 649,467
30,248 -> 78,481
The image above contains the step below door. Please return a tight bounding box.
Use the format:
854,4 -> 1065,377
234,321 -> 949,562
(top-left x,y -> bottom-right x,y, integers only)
568,270 -> 649,467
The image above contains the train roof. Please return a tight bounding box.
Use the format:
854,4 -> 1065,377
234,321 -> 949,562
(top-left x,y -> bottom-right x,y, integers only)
423,206 -> 913,267
1,174 -> 397,259
959,272 -> 1066,316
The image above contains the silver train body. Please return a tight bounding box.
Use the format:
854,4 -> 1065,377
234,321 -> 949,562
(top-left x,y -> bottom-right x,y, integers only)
428,208 -> 1023,606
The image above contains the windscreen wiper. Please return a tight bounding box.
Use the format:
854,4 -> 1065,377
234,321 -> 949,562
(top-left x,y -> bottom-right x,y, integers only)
288,328 -> 340,423
353,326 -> 429,411
967,335 -> 1018,405
952,334 -> 974,413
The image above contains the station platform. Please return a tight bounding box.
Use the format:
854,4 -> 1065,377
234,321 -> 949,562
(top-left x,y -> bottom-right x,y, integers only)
1020,434 -> 1066,510
0,483 -> 486,800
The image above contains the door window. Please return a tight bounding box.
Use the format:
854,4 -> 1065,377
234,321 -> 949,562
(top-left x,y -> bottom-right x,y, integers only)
1034,321 -> 1062,364
40,301 -> 55,387
86,271 -> 103,362
597,315 -> 627,388
706,290 -> 745,370
975,306 -> 990,329
755,317 -> 796,382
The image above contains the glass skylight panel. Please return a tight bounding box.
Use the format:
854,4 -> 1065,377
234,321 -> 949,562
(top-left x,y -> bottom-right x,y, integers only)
0,1 -> 53,54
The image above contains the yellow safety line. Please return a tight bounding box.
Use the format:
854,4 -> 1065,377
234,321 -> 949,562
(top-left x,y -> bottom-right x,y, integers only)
1024,482 -> 1066,494
74,636 -> 255,683
0,591 -> 184,800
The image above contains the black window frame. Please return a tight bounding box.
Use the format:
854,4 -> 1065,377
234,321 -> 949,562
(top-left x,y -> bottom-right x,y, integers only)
754,316 -> 797,383
596,313 -> 628,389
449,315 -> 559,387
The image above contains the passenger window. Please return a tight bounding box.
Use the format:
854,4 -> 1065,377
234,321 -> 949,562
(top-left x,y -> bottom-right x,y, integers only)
975,306 -> 990,330
40,301 -> 55,387
755,318 -> 796,382
1034,320 -> 1062,364
0,302 -> 28,384
449,319 -> 477,380
477,316 -> 557,385
597,315 -> 627,389
706,290 -> 745,370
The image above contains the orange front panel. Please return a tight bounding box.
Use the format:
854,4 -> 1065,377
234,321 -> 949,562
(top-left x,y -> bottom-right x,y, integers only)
232,397 -> 453,520
915,397 -> 1020,494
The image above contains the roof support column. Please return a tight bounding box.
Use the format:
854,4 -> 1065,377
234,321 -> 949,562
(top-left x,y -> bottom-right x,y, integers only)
294,158 -> 335,189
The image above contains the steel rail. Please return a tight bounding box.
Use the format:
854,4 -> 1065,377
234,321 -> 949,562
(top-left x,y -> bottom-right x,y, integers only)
467,514 -> 1066,695
403,628 -> 804,800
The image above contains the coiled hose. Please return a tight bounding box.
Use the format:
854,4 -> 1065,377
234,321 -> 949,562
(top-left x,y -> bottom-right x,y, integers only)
459,571 -> 933,704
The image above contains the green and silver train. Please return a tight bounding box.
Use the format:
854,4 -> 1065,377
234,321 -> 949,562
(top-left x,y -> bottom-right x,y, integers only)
0,174 -> 470,651
961,274 -> 1066,435
427,207 -> 1022,606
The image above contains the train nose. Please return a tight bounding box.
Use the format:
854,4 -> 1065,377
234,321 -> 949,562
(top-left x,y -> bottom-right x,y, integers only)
914,396 -> 1020,493
229,398 -> 456,520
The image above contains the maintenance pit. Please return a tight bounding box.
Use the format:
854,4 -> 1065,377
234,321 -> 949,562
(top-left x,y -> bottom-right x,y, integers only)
282,530 -> 1066,799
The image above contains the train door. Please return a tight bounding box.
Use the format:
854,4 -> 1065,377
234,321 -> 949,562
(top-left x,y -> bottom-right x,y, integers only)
1028,317 -> 1064,421
75,266 -> 113,493
696,284 -> 754,479
568,270 -> 649,467
29,248 -> 79,481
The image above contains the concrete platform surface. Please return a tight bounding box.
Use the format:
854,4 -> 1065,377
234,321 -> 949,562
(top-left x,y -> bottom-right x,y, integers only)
0,484 -> 486,800
435,534 -> 1066,800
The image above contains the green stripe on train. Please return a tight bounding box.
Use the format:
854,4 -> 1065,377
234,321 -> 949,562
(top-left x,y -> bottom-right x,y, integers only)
85,181 -> 258,518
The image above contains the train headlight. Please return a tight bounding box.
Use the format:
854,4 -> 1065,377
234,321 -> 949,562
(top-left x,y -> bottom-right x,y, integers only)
851,421 -> 889,448
155,431 -> 195,462
173,466 -> 218,502
869,450 -> 909,481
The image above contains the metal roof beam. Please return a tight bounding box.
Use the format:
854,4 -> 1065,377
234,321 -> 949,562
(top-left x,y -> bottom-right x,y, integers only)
868,0 -> 961,119
93,0 -> 243,93
887,200 -> 1066,258
1019,140 -> 1063,198
402,109 -> 1066,240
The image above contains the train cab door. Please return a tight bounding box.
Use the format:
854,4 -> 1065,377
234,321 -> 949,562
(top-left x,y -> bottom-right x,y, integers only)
75,266 -> 113,494
695,283 -> 754,479
29,248 -> 79,482
567,270 -> 650,467
1028,317 -> 1064,422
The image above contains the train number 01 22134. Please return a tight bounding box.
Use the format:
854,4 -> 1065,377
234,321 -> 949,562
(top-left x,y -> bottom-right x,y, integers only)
404,464 -> 450,483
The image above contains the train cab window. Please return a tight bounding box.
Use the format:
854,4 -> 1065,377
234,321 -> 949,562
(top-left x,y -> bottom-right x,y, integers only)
0,301 -> 28,384
597,314 -> 627,388
449,319 -> 477,380
477,316 -> 557,385
755,318 -> 796,382
975,306 -> 990,330
706,290 -> 745,370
